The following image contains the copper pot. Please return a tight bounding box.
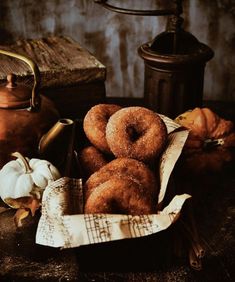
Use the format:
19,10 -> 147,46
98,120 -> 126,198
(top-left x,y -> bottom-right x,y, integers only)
0,49 -> 60,167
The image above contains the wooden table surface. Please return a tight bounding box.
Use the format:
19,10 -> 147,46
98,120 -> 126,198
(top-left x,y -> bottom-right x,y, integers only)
0,99 -> 234,281
0,165 -> 234,282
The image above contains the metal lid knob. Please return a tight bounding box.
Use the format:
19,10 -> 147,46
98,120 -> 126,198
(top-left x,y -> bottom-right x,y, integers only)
6,74 -> 17,89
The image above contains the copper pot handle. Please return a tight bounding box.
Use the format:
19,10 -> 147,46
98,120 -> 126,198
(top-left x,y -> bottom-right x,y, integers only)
0,49 -> 41,111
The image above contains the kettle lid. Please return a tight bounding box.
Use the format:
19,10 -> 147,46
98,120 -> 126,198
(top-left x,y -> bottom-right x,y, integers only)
0,74 -> 32,109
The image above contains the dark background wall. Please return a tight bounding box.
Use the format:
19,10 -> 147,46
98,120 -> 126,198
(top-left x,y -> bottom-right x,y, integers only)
0,0 -> 235,102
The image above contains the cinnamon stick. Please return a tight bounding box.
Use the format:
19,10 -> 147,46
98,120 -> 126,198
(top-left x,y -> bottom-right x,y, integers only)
189,246 -> 202,271
180,218 -> 205,259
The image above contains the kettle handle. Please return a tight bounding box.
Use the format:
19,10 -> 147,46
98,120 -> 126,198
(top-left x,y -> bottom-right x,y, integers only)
0,49 -> 41,111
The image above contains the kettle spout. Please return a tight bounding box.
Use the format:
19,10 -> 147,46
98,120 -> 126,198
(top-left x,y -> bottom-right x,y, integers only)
38,118 -> 74,168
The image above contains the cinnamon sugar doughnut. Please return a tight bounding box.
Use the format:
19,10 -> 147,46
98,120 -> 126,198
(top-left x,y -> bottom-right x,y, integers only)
84,157 -> 158,202
83,104 -> 122,153
79,146 -> 108,178
84,177 -> 155,215
106,106 -> 167,162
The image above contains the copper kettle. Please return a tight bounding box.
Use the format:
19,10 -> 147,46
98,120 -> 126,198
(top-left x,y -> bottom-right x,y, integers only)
0,49 -> 60,168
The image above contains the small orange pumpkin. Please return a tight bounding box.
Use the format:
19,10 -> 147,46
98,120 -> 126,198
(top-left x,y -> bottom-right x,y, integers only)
175,107 -> 234,146
175,107 -> 235,173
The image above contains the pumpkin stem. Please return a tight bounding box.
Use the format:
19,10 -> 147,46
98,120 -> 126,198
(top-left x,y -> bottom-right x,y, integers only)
11,152 -> 33,173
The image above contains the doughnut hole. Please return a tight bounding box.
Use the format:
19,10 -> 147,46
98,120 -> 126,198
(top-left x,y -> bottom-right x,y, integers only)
126,123 -> 146,143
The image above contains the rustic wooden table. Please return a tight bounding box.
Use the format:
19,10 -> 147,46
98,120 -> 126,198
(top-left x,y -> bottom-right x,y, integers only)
0,165 -> 234,282
0,99 -> 234,282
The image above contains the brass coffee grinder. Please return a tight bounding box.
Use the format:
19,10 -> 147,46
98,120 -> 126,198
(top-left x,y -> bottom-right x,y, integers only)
95,0 -> 214,118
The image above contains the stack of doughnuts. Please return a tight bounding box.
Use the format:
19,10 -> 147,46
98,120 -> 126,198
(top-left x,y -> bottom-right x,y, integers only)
81,104 -> 168,215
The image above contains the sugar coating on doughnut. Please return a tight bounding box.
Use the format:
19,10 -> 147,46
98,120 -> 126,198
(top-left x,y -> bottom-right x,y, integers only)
84,177 -> 156,215
79,146 -> 108,178
84,157 -> 158,202
106,106 -> 167,162
83,104 -> 122,153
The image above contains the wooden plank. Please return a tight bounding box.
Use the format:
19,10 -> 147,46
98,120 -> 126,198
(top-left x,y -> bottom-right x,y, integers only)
0,36 -> 106,88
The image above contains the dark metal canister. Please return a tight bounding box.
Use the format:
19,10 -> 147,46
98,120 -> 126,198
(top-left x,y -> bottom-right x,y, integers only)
138,26 -> 214,118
